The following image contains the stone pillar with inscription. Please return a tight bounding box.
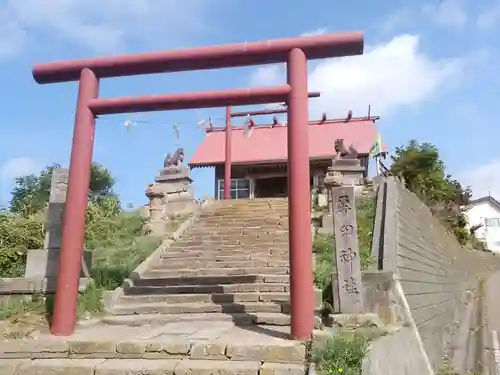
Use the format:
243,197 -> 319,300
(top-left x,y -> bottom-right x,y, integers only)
24,168 -> 92,280
323,141 -> 365,314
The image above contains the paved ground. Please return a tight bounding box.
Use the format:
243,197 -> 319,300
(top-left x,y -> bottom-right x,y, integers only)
1,320 -> 308,374
40,319 -> 295,344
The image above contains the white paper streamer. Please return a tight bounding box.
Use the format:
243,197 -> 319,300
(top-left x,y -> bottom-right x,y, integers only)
243,116 -> 252,138
173,122 -> 180,139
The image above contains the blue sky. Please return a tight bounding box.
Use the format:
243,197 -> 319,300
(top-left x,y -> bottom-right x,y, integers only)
0,0 -> 499,207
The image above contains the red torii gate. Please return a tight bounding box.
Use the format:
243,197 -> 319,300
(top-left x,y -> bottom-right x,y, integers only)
32,32 -> 364,339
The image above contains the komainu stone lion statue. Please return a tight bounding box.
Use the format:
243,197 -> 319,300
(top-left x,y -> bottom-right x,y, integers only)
334,139 -> 358,160
163,148 -> 185,168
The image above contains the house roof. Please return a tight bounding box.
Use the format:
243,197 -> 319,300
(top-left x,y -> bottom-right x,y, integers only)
189,117 -> 384,168
467,196 -> 500,211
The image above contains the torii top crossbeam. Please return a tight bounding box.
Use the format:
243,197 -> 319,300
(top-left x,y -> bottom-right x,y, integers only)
32,32 -> 363,83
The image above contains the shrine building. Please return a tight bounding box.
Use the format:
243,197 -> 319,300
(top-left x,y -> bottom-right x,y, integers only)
189,114 -> 381,200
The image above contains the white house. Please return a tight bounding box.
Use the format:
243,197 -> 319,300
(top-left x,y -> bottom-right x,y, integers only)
464,196 -> 500,253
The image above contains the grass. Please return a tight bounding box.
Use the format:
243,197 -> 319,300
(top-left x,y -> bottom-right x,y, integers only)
437,365 -> 480,375
312,333 -> 371,375
0,207 -> 187,329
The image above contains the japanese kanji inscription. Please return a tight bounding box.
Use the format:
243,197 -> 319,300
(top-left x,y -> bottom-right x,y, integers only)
331,186 -> 364,313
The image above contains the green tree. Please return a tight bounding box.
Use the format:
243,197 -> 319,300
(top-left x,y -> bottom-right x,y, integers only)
390,140 -> 473,245
9,162 -> 118,216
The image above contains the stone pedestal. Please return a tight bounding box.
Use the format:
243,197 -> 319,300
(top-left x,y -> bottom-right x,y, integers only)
25,250 -> 92,279
24,168 -> 92,280
154,166 -> 197,216
145,165 -> 197,236
326,159 -> 365,187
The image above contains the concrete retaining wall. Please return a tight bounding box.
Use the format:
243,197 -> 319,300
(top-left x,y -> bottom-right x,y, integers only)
363,327 -> 432,375
369,177 -> 500,373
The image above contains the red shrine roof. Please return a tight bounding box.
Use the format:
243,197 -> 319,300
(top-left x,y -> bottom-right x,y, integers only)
189,117 -> 383,168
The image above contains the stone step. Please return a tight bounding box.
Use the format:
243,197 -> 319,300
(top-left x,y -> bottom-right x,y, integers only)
159,254 -> 289,263
157,254 -> 288,263
99,312 -> 323,329
180,230 -> 288,237
171,239 -> 288,246
124,282 -> 290,295
174,235 -> 288,242
187,226 -> 290,233
178,233 -> 289,241
142,266 -> 289,278
210,200 -> 288,206
3,356 -> 304,374
160,249 -> 289,259
132,274 -> 289,287
200,212 -> 288,219
108,301 -> 291,315
190,225 -> 289,232
164,248 -> 289,257
201,208 -> 288,215
203,201 -> 287,207
196,220 -> 288,227
174,239 -> 289,246
158,255 -> 290,263
161,254 -> 289,261
152,259 -> 289,269
5,359 -> 304,375
118,291 -> 322,306
184,233 -> 289,240
203,206 -> 288,212
196,215 -> 287,222
172,240 -> 289,248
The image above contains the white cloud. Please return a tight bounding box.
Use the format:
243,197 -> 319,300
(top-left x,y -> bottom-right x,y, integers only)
0,8 -> 27,58
459,159 -> 500,200
0,0 -> 209,56
250,64 -> 284,87
477,2 -> 500,30
1,157 -> 40,181
249,34 -> 464,118
422,0 -> 467,28
0,157 -> 41,203
381,9 -> 413,35
301,28 -> 327,37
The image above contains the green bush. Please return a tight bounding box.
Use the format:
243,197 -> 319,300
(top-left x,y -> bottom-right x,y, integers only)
0,210 -> 44,277
0,163 -> 168,324
313,333 -> 370,375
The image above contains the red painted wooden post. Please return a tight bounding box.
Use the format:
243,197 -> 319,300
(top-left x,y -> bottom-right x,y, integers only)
50,68 -> 98,335
287,48 -> 315,339
224,106 -> 232,200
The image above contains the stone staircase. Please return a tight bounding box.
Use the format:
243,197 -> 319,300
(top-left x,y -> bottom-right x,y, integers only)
105,198 -> 322,327
3,199 -> 323,375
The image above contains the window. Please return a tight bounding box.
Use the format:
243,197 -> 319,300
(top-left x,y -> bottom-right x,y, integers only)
485,218 -> 500,228
218,179 -> 250,200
